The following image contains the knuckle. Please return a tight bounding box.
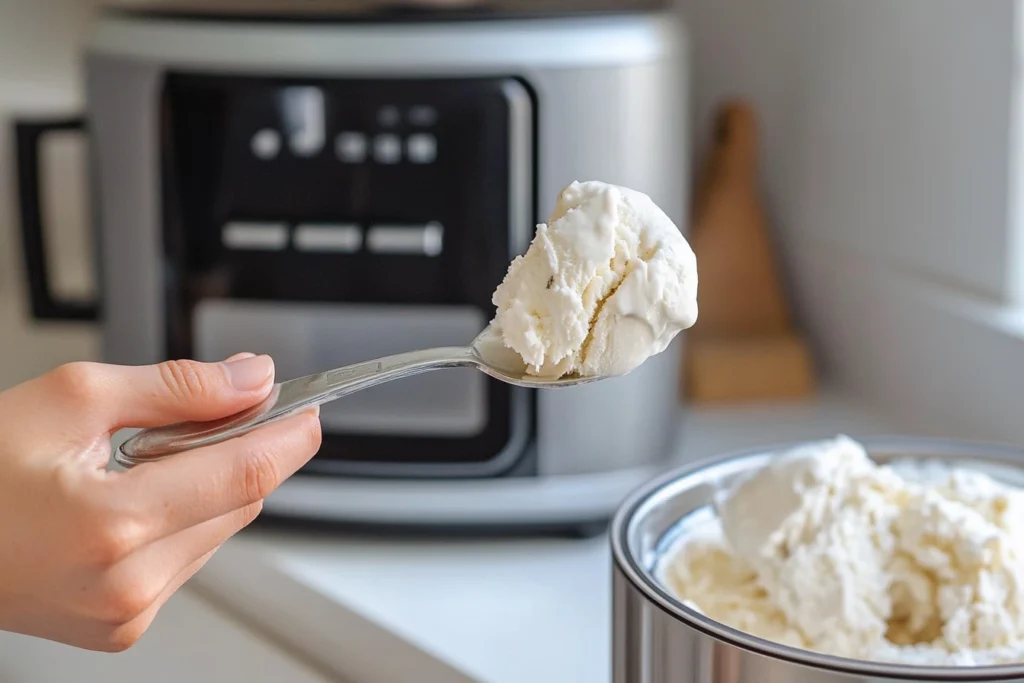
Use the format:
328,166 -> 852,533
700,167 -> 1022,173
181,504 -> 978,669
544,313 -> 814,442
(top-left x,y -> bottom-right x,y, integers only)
243,500 -> 264,526
49,361 -> 103,401
102,618 -> 149,652
97,575 -> 159,627
231,501 -> 264,533
87,518 -> 143,568
158,359 -> 215,404
101,629 -> 140,653
299,412 -> 323,454
52,461 -> 87,502
240,450 -> 282,503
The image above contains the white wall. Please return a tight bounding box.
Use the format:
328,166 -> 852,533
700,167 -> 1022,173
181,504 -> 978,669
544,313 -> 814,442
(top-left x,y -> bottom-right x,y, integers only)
680,0 -> 1017,300
0,0 -> 103,389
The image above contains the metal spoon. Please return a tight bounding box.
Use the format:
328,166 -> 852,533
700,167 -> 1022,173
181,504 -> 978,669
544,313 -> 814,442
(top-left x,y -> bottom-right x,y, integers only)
114,326 -> 604,467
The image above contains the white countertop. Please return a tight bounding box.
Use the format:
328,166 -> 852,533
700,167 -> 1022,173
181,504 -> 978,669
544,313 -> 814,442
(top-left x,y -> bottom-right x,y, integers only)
191,393 -> 896,683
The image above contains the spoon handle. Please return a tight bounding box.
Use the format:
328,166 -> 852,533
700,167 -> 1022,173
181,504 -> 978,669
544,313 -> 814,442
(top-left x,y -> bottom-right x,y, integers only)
115,346 -> 476,467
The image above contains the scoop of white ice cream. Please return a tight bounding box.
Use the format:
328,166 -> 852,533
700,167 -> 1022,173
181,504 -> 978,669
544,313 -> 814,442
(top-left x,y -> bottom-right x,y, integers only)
693,435 -> 1024,664
715,435 -> 904,658
491,180 -> 698,378
716,435 -> 881,564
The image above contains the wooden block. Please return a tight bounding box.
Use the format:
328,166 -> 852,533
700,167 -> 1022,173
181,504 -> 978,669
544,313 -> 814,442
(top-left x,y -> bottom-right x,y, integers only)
684,334 -> 816,404
690,102 -> 794,338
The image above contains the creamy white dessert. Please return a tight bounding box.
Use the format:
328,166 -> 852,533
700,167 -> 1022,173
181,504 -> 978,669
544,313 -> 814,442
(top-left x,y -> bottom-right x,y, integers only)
660,435 -> 1024,666
490,180 -> 698,379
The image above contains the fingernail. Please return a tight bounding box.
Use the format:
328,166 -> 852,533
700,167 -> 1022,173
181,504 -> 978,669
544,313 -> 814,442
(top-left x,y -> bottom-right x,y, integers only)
223,355 -> 274,391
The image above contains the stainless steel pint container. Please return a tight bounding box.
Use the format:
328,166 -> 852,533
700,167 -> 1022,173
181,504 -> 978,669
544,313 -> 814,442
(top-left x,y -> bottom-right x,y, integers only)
610,437 -> 1024,683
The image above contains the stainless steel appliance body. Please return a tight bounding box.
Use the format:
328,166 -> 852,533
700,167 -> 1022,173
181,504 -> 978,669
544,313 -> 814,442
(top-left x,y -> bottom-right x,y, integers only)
16,0 -> 689,533
611,437 -> 1024,682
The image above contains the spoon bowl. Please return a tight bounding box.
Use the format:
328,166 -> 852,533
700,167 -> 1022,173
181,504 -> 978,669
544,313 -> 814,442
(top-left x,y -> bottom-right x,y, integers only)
115,328 -> 609,467
467,326 -> 605,389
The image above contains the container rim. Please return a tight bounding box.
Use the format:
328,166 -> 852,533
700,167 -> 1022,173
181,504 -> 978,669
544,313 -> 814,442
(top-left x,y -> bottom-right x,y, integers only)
609,434 -> 1024,681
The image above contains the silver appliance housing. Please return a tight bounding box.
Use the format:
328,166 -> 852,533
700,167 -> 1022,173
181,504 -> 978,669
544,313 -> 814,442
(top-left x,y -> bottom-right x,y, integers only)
77,8 -> 689,531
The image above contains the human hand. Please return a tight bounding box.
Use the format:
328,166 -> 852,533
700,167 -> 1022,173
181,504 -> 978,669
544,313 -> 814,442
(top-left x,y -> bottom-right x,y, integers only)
0,353 -> 321,651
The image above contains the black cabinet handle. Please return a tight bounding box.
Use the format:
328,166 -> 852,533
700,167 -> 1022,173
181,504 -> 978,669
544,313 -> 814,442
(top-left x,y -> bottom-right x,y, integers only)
14,116 -> 99,321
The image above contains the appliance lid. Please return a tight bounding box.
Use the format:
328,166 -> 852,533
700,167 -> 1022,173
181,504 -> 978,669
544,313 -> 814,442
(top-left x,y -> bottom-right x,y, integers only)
103,0 -> 669,23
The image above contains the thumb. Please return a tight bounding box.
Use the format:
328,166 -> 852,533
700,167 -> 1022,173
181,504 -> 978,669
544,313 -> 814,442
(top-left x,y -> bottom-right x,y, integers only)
70,354 -> 276,430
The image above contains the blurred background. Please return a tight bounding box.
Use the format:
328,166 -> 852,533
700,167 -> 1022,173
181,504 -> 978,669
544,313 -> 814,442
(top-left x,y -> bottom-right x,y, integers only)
0,1 -> 1018,681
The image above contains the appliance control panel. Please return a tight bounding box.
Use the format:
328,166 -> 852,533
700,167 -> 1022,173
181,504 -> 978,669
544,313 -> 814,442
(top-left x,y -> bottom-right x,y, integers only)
249,90 -> 440,166
161,74 -> 533,312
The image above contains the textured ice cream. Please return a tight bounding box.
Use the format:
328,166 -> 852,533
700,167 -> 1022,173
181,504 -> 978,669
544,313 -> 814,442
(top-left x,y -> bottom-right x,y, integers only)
660,436 -> 1024,666
490,181 -> 698,378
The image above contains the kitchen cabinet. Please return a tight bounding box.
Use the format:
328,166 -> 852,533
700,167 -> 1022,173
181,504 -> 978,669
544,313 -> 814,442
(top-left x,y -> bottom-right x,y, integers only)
0,586 -> 339,683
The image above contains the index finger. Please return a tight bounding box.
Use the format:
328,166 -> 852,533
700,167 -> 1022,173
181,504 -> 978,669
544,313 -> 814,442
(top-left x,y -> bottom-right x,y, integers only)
113,409 -> 321,541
